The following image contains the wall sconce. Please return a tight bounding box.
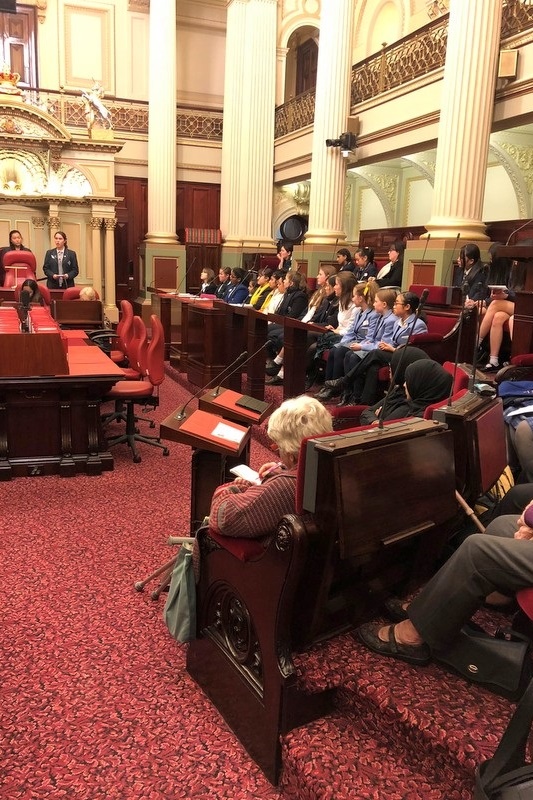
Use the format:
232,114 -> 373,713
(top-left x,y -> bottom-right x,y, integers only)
325,131 -> 357,158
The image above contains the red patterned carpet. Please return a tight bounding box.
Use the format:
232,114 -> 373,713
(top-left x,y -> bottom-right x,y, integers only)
0,368 -> 520,799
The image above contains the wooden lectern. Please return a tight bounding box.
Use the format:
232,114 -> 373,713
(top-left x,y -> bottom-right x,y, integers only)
199,387 -> 272,426
160,407 -> 251,532
495,245 -> 533,357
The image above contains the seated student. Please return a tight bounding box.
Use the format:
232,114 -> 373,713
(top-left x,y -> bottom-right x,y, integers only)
357,500 -> 533,666
266,265 -> 337,385
248,267 -> 273,310
207,395 -> 333,540
277,242 -> 298,273
477,244 -> 525,371
316,287 -> 396,402
224,267 -> 250,304
353,247 -> 378,282
19,278 -> 45,307
367,358 -> 452,424
261,269 -> 286,315
321,282 -> 379,385
305,274 -> 340,388
372,241 -> 404,288
359,346 -> 431,425
265,271 -> 309,361
79,286 -> 97,301
336,248 -> 355,272
455,242 -> 488,302
215,267 -> 231,299
335,290 -> 428,407
199,268 -> 217,295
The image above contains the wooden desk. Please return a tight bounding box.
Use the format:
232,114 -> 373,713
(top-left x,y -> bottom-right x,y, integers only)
0,334 -> 124,479
199,387 -> 272,426
51,299 -> 104,330
186,300 -> 228,387
274,316 -> 326,400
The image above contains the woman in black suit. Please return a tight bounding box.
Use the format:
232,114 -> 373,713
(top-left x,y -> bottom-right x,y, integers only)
43,231 -> 79,289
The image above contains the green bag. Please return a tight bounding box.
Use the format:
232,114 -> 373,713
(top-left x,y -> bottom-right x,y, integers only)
163,543 -> 196,643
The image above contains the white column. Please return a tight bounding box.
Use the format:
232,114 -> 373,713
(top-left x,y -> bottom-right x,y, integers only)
145,0 -> 178,243
103,217 -> 117,320
425,0 -> 503,240
306,0 -> 354,245
90,216 -> 103,299
220,0 -> 277,248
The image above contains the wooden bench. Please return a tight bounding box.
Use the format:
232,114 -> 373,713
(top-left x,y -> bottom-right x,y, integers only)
186,418 -> 458,784
51,299 -> 104,330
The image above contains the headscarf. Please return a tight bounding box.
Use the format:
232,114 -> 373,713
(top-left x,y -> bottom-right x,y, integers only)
390,346 -> 430,387
360,347 -> 430,424
404,360 -> 453,417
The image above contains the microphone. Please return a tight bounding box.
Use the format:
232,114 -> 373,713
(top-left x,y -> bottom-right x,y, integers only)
331,237 -> 339,265
447,281 -> 470,406
174,349 -> 251,420
211,341 -> 268,396
506,219 -> 533,246
419,233 -> 431,266
377,288 -> 430,430
174,256 -> 197,295
468,283 -> 487,391
443,233 -> 461,286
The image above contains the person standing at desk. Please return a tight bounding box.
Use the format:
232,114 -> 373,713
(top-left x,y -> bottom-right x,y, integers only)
43,231 -> 79,290
0,229 -> 32,286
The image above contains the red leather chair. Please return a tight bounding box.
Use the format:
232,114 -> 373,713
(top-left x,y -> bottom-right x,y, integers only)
89,299 -> 133,364
14,283 -> 51,306
104,315 -> 170,462
101,315 -> 147,427
331,360 -> 469,429
3,250 -> 37,287
62,286 -> 100,300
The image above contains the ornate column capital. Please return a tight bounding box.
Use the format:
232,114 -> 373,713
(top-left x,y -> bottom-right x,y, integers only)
48,216 -> 61,230
103,217 -> 117,231
90,217 -> 104,230
31,216 -> 46,229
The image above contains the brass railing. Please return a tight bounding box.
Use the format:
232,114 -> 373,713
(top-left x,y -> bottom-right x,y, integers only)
275,0 -> 533,139
19,88 -> 223,140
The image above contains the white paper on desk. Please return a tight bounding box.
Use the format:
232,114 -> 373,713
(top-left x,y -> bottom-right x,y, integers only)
211,421 -> 245,444
507,404 -> 533,418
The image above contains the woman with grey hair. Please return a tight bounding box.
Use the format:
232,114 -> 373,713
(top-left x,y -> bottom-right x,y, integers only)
208,396 -> 333,540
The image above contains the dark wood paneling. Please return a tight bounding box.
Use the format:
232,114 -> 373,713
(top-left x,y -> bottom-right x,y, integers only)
114,177 -> 148,304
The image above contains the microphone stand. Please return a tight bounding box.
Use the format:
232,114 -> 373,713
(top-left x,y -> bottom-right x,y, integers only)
174,349 -> 250,420
443,233 -> 461,286
377,288 -> 430,429
468,288 -> 486,392
174,256 -> 197,295
506,218 -> 533,246
448,281 -> 469,406
174,342 -> 269,420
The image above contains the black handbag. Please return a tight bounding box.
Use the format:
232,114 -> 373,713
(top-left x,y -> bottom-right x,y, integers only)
475,678 -> 533,799
434,623 -> 532,702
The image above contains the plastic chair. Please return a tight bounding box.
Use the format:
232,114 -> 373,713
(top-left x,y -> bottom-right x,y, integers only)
104,315 -> 170,462
3,250 -> 37,287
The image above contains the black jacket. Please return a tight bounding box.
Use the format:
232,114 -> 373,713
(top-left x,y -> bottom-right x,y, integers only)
276,287 -> 308,319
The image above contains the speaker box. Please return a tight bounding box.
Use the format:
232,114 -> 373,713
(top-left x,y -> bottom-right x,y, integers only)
0,1 -> 17,11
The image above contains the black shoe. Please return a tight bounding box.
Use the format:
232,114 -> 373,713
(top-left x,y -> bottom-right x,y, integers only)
266,375 -> 283,386
315,387 -> 334,401
325,376 -> 346,390
265,363 -> 281,376
356,622 -> 430,666
483,361 -> 500,372
383,597 -> 409,622
337,391 -> 358,407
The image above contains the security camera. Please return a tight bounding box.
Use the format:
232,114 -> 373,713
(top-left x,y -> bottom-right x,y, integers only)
325,138 -> 340,147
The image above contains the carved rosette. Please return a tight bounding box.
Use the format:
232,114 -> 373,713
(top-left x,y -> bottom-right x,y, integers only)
208,584 -> 263,686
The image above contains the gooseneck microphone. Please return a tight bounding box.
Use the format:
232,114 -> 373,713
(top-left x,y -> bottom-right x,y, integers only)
174,349 -> 250,421
377,288 -> 430,430
174,342 -> 269,420
506,218 -> 533,246
174,256 -> 197,295
443,233 -> 461,286
211,341 -> 268,397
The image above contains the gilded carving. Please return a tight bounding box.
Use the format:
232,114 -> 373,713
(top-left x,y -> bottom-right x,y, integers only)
90,217 -> 104,230
103,217 -> 117,231
498,142 -> 533,195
